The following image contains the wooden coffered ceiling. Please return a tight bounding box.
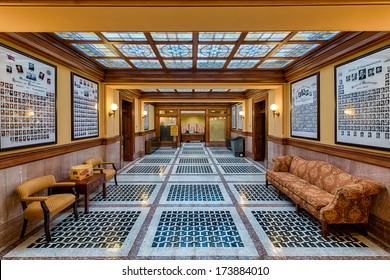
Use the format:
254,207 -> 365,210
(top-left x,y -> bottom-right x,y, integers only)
1,1 -> 390,97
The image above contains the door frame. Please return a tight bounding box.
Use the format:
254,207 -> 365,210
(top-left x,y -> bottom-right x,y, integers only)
119,95 -> 135,162
252,95 -> 269,164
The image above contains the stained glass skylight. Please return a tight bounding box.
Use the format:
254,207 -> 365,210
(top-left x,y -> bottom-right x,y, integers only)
194,89 -> 211,92
244,32 -> 290,42
115,44 -> 156,57
229,89 -> 247,92
227,60 -> 260,69
290,31 -> 340,41
198,45 -> 234,58
159,89 -> 176,92
71,44 -> 118,57
151,32 -> 192,41
55,32 -> 101,41
271,44 -> 320,57
212,89 -> 229,92
176,89 -> 193,92
101,32 -> 147,41
258,59 -> 294,68
141,89 -> 158,92
130,60 -> 162,69
234,44 -> 276,58
164,60 -> 193,69
157,45 -> 192,58
199,32 -> 241,41
197,60 -> 226,69
96,59 -> 131,68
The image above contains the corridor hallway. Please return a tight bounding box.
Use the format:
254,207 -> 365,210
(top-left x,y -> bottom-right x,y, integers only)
2,143 -> 389,260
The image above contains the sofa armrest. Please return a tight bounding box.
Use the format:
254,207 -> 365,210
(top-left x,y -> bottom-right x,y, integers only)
335,181 -> 385,200
272,156 -> 294,172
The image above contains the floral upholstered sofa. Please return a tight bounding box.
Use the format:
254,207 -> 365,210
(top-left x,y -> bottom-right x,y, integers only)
266,155 -> 385,237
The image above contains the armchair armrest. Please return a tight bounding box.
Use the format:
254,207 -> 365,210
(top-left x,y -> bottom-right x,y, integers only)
101,162 -> 117,171
53,182 -> 76,187
93,167 -> 105,171
21,196 -> 48,202
335,181 -> 385,200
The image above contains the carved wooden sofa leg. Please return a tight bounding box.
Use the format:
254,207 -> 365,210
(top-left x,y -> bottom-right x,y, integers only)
296,204 -> 300,215
361,223 -> 369,236
321,221 -> 328,237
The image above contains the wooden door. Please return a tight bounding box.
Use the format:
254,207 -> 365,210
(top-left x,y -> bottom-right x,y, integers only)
253,101 -> 266,161
122,100 -> 133,161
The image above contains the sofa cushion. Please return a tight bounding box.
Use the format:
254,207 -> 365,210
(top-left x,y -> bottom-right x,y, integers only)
273,156 -> 293,172
289,182 -> 335,210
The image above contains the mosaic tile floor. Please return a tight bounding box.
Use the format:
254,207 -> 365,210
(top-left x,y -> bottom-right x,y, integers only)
2,143 -> 389,260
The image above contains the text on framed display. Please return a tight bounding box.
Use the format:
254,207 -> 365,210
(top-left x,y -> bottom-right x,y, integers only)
335,45 -> 390,151
0,43 -> 57,151
71,73 -> 99,140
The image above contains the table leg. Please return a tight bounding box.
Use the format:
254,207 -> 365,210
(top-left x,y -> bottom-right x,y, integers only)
84,189 -> 89,214
103,182 -> 107,199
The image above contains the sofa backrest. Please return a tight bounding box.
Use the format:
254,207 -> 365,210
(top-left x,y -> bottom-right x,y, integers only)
289,156 -> 358,195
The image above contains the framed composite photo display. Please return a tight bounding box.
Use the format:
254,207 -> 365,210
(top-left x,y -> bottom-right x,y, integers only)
231,105 -> 236,129
290,73 -> 320,140
0,43 -> 57,151
335,45 -> 390,151
71,73 -> 99,140
237,103 -> 243,130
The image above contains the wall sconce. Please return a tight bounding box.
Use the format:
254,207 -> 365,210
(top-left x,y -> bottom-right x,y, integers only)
270,103 -> 280,117
108,103 -> 118,117
239,110 -> 245,119
142,110 -> 148,118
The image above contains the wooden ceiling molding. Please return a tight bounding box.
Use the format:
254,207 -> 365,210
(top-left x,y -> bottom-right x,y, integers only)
141,91 -> 245,100
2,1 -> 390,7
284,31 -> 390,81
104,69 -> 286,83
0,32 -> 105,80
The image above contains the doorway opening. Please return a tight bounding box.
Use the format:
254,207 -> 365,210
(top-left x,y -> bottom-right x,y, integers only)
253,100 -> 266,161
121,100 -> 134,162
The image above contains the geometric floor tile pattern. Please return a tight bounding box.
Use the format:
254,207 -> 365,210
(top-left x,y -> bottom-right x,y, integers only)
90,183 -> 157,202
166,184 -> 225,201
2,143 -> 389,260
232,183 -> 290,202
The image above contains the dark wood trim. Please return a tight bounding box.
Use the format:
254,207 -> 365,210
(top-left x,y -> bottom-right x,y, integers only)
0,33 -> 105,80
102,135 -> 122,145
0,137 -> 121,170
135,129 -> 156,137
104,69 -> 285,83
267,136 -> 390,168
231,129 -> 253,137
369,213 -> 390,244
142,92 -> 245,100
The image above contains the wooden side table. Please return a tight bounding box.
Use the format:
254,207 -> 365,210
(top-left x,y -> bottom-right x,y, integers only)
71,173 -> 106,214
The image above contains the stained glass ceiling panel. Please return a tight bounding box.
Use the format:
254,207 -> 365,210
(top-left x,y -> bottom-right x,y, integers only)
271,44 -> 320,57
130,60 -> 162,69
164,60 -> 193,69
229,89 -> 247,92
71,44 -> 118,57
244,32 -> 290,42
159,89 -> 176,92
176,89 -> 193,92
212,89 -> 229,92
55,32 -> 100,41
157,45 -> 192,58
197,60 -> 226,69
198,45 -> 234,58
290,31 -> 340,41
141,89 -> 158,92
194,89 -> 211,92
151,32 -> 192,41
96,59 -> 131,68
258,59 -> 294,68
234,44 -> 276,58
199,32 -> 241,41
115,44 -> 156,57
101,32 -> 147,41
227,60 -> 260,69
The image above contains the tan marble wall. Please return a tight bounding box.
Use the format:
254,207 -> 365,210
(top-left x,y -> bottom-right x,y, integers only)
268,140 -> 390,223
0,145 -> 107,246
134,132 -> 157,158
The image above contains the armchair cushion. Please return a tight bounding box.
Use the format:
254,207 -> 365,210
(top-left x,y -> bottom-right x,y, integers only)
23,194 -> 76,220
